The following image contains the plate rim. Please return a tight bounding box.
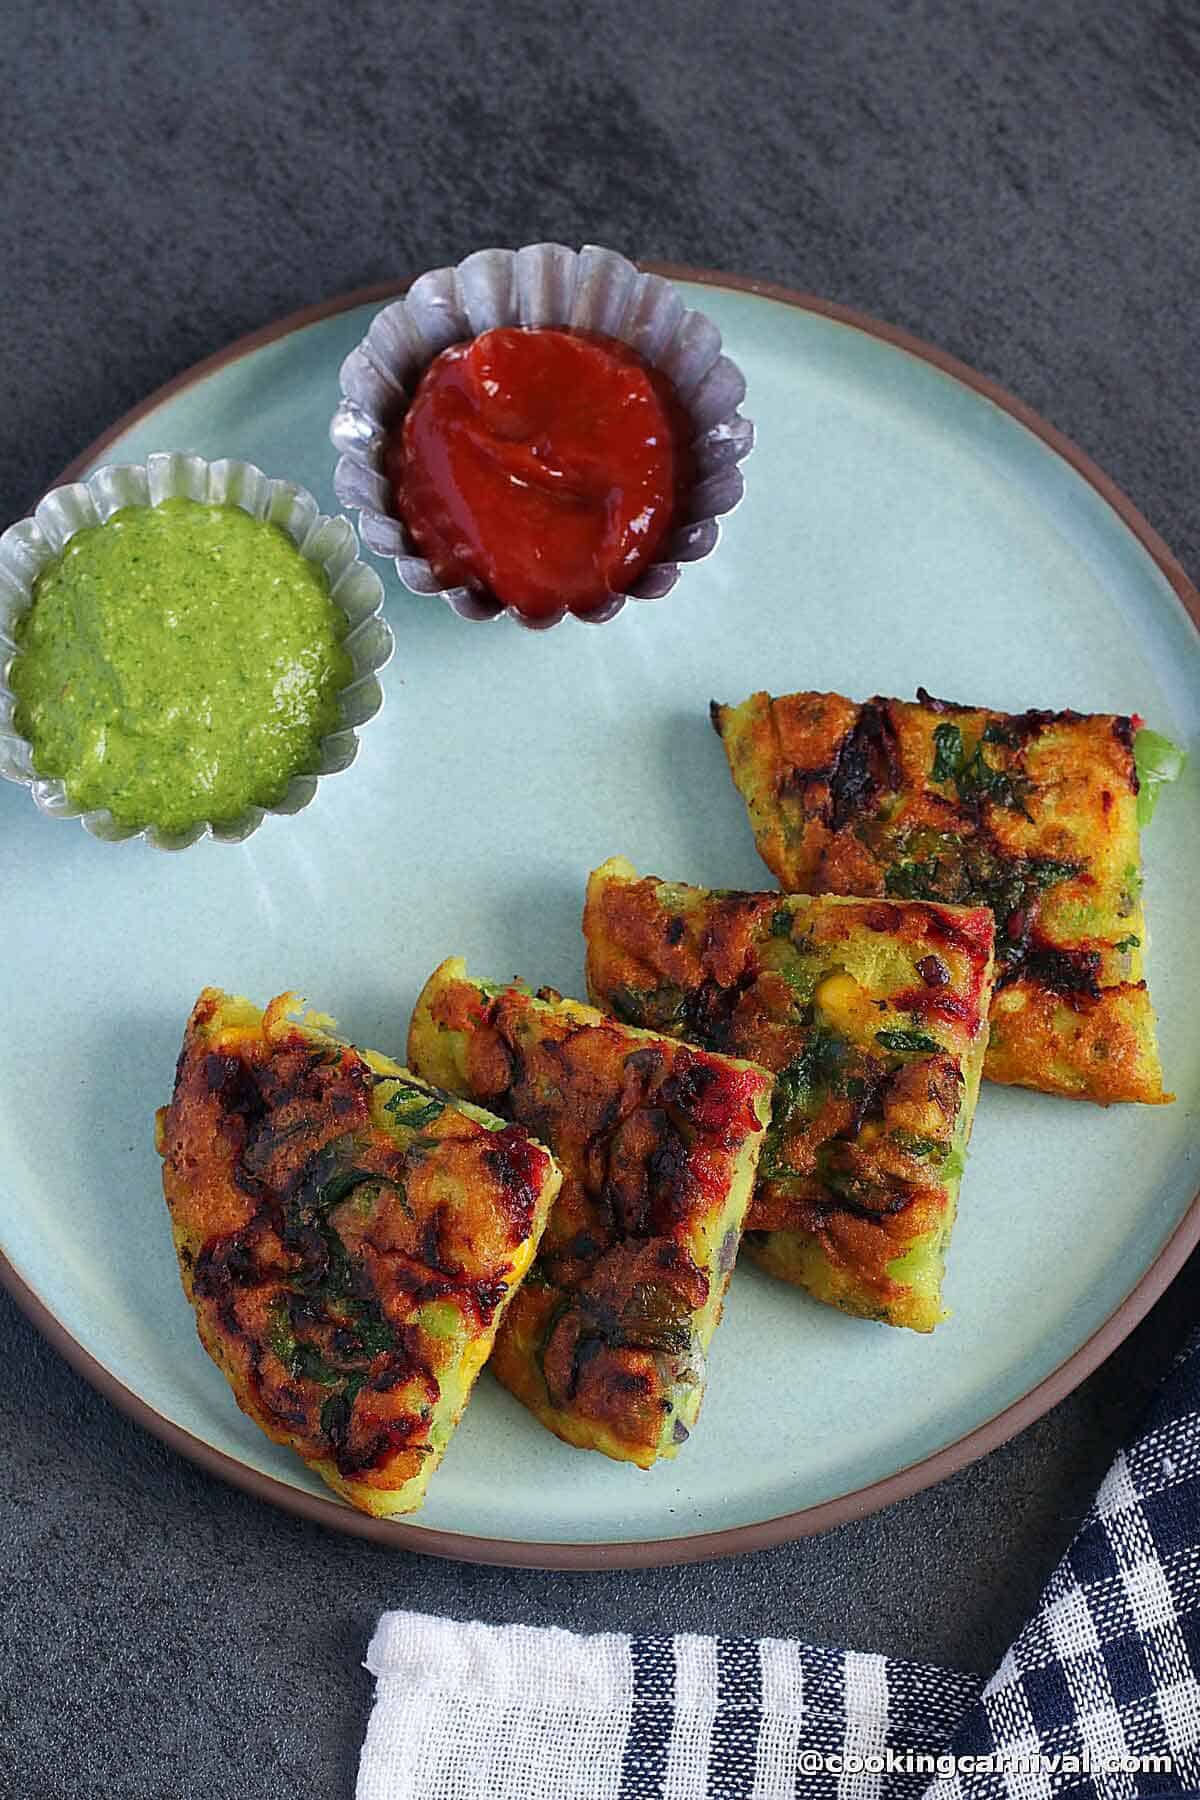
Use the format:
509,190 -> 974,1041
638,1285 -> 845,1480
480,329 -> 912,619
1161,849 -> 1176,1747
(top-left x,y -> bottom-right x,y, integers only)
5,262 -> 1198,1570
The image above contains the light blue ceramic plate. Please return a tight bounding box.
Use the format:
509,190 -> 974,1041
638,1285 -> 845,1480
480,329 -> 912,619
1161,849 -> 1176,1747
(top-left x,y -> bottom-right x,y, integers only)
3,272 -> 1198,1568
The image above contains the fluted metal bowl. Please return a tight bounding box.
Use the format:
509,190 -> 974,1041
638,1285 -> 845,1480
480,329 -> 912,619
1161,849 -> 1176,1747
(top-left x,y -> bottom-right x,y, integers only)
330,243 -> 754,630
0,451 -> 394,850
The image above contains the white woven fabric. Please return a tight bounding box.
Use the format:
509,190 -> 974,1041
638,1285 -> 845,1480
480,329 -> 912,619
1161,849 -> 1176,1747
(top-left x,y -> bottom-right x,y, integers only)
358,1611 -> 636,1800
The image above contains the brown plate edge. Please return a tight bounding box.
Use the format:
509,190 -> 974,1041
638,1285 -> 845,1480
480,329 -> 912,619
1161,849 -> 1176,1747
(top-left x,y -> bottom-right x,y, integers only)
3,261 -> 1195,1571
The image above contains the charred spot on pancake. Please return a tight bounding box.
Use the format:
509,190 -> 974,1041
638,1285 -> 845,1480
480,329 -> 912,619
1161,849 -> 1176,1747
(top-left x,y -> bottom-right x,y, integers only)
484,1125 -> 550,1236
914,686 -> 972,715
781,762 -> 836,814
1011,944 -> 1104,1003
203,1051 -> 265,1125
677,970 -> 756,1053
827,701 -> 900,830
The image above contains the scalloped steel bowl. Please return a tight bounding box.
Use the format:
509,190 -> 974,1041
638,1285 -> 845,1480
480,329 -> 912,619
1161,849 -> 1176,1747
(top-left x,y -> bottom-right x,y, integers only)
0,451 -> 394,850
330,243 -> 754,630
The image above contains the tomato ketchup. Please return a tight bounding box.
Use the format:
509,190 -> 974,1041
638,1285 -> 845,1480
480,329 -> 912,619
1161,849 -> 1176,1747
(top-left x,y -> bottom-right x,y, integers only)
386,327 -> 692,621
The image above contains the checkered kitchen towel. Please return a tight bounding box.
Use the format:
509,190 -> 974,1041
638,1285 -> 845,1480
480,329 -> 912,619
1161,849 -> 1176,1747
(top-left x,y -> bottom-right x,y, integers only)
358,1331 -> 1200,1800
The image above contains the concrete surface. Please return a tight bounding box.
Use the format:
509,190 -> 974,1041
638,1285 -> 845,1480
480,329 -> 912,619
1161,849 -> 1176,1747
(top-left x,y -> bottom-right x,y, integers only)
1,2 -> 1198,1794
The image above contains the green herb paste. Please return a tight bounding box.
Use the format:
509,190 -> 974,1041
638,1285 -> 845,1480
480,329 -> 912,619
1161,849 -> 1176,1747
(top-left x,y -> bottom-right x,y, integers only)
10,498 -> 354,832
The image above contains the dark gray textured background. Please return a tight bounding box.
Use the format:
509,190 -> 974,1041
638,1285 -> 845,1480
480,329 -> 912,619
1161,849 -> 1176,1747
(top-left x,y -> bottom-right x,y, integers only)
2,2 -> 1199,1794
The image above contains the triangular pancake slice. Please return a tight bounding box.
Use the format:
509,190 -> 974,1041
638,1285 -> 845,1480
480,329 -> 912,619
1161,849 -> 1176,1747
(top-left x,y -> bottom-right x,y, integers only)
156,988 -> 561,1517
584,858 -> 996,1332
407,960 -> 774,1468
712,688 -> 1170,1104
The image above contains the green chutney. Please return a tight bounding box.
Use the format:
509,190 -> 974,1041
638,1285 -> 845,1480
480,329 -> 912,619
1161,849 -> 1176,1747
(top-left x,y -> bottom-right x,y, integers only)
10,498 -> 355,833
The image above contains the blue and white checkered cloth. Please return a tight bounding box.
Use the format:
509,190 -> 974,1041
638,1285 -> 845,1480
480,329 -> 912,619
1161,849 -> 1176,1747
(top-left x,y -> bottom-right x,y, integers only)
358,1331 -> 1200,1800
